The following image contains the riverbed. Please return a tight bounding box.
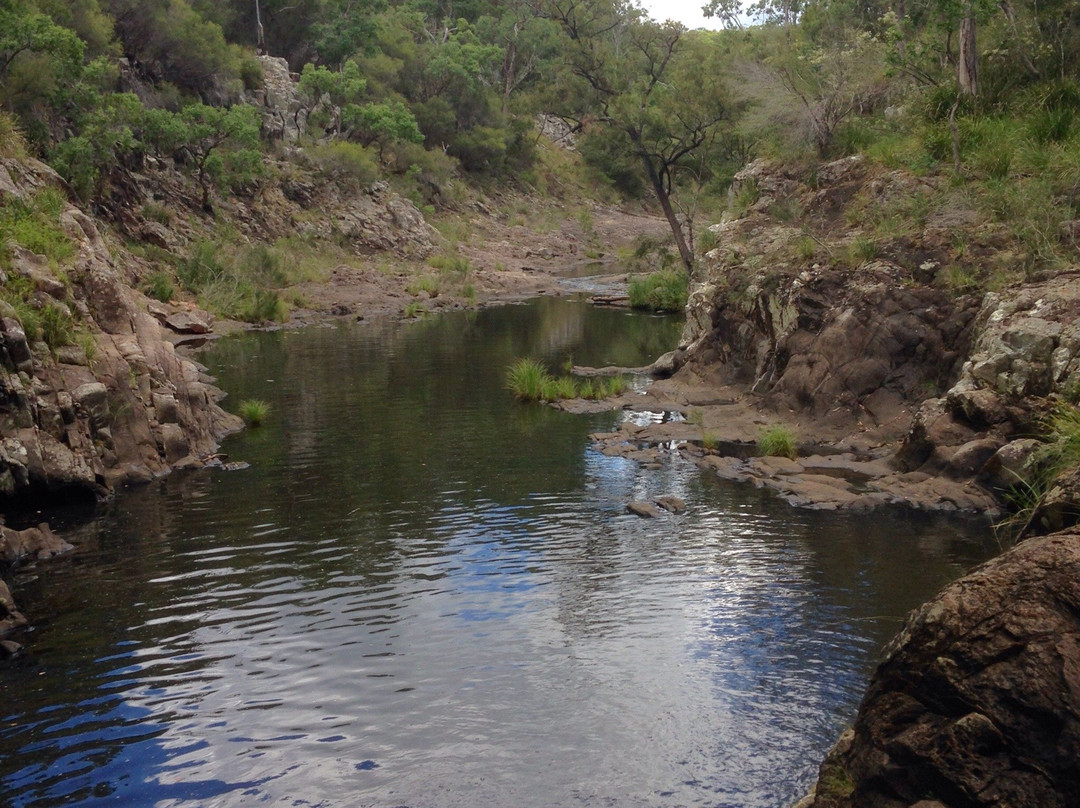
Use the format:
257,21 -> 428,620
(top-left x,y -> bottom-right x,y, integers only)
0,298 -> 997,807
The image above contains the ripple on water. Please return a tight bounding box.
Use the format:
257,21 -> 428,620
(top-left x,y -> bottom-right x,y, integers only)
0,304 -> 996,808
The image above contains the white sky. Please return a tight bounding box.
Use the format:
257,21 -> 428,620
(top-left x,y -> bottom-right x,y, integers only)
639,0 -> 725,30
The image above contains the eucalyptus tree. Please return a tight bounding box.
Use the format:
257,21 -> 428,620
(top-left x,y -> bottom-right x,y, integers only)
540,0 -> 729,271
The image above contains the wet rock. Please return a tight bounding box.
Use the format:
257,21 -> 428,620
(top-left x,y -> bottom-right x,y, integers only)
1,316 -> 33,372
1,522 -> 73,563
626,501 -> 664,518
654,495 -> 686,514
810,528 -> 1080,808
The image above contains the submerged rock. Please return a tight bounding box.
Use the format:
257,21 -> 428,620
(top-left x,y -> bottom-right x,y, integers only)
808,527 -> 1080,808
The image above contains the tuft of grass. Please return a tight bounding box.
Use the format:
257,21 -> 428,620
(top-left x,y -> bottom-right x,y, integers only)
757,425 -> 798,459
238,399 -> 271,427
145,271 -> 175,303
507,358 -> 627,402
403,301 -> 428,318
795,235 -> 817,260
0,189 -> 75,272
406,275 -> 440,297
627,270 -> 688,313
507,358 -> 552,401
76,330 -> 98,365
427,252 -> 470,274
142,202 -> 173,225
39,302 -> 74,350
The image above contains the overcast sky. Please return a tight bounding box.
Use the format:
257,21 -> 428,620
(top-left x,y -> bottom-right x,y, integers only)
639,0 -> 725,30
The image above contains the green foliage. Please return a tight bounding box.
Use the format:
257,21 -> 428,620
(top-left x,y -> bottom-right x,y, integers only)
426,253 -> 470,274
628,271 -> 688,313
507,357 -> 551,401
0,188 -> 75,270
39,301 -> 73,349
344,101 -> 424,155
307,141 -> 381,190
177,241 -> 289,324
757,426 -> 798,459
143,103 -> 262,208
238,398 -> 270,427
144,271 -> 175,303
506,357 -> 627,402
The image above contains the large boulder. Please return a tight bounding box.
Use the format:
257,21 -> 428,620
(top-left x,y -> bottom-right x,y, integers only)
810,528 -> 1080,808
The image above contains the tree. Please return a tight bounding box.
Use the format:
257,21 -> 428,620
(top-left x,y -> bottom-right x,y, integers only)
143,104 -> 261,210
541,0 -> 728,271
343,101 -> 424,158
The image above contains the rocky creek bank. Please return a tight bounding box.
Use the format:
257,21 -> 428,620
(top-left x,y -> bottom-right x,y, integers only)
585,157 -> 1080,523
574,158 -> 1080,805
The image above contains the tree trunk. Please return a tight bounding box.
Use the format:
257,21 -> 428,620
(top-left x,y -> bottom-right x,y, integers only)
630,132 -> 694,272
958,7 -> 978,96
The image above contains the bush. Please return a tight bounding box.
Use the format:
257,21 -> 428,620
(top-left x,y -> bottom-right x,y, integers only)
758,426 -> 798,459
628,270 -> 688,313
308,141 -> 381,190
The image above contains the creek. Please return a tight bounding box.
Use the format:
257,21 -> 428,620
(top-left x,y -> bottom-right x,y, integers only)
0,297 -> 997,807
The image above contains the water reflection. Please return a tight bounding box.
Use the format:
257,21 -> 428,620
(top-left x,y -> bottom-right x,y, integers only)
0,299 -> 995,807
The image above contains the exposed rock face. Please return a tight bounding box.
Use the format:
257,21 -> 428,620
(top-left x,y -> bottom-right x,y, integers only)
247,55 -> 307,144
686,261 -> 979,420
0,156 -> 241,506
808,528 -> 1080,808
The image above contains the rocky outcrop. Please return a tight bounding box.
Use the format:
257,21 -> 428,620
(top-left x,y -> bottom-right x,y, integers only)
673,158 -> 1080,516
805,527 -> 1080,808
0,156 -> 241,507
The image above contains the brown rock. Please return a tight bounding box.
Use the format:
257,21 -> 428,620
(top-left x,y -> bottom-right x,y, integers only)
815,528 -> 1080,808
654,495 -> 686,514
1,522 -> 73,563
626,501 -> 664,518
164,311 -> 211,335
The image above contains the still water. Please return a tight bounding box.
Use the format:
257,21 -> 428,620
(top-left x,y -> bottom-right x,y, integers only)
1,298 -> 996,807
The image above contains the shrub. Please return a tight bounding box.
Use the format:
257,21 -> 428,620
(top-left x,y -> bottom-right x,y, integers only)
757,426 -> 797,459
308,141 -> 381,190
145,271 -> 175,302
238,399 -> 270,426
628,270 -> 687,313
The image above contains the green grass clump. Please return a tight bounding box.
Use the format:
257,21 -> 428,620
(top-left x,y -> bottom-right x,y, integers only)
238,399 -> 271,427
507,358 -> 627,402
39,302 -> 74,349
507,358 -> 553,401
406,275 -> 440,297
145,271 -> 175,303
0,189 -> 75,271
427,252 -> 470,274
757,425 -> 798,459
627,270 -> 688,313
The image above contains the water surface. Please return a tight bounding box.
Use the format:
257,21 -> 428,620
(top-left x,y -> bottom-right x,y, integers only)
0,298 -> 996,807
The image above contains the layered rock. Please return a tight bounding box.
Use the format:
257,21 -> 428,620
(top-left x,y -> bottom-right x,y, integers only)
0,156 -> 241,507
805,527 -> 1080,808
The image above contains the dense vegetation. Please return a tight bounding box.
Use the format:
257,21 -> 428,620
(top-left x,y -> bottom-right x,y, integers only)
1,0 -> 1079,309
